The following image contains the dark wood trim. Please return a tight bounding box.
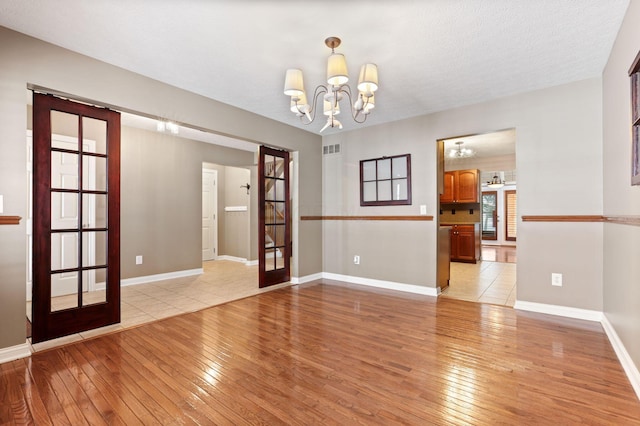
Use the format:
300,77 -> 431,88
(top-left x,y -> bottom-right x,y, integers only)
521,215 -> 605,222
0,215 -> 22,225
603,215 -> 640,226
521,215 -> 640,226
301,215 -> 433,221
628,49 -> 640,75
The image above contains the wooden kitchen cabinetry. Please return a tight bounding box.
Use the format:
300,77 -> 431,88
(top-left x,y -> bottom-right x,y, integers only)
440,169 -> 479,203
444,223 -> 480,263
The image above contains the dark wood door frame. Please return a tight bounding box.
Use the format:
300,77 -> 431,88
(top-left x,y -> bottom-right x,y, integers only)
32,93 -> 121,343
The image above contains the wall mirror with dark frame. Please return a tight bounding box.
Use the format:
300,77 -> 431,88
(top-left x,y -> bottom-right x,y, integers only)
360,154 -> 412,206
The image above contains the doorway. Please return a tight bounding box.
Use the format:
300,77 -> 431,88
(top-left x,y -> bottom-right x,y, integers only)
438,129 -> 517,307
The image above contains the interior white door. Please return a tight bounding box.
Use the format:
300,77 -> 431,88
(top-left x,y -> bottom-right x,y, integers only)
202,168 -> 218,261
29,133 -> 96,299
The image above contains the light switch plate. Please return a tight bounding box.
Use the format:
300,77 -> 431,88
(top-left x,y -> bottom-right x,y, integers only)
0,195 -> 3,214
420,204 -> 427,215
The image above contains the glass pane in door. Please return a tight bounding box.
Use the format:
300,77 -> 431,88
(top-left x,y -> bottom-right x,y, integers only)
50,272 -> 78,312
482,191 -> 498,240
82,269 -> 107,307
82,117 -> 107,155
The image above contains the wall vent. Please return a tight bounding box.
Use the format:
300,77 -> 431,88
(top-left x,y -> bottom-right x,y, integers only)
323,144 -> 341,155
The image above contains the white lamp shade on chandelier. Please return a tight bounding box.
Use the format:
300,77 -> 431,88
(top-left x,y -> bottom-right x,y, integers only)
357,63 -> 379,95
284,69 -> 305,97
284,36 -> 379,131
327,53 -> 349,86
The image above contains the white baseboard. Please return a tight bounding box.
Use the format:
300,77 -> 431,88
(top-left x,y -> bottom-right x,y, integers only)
217,255 -> 258,266
217,255 -> 247,263
291,273 -> 323,285
0,341 -> 31,363
120,268 -> 203,287
322,272 -> 439,296
601,314 -> 640,400
513,300 -> 603,322
513,301 -> 640,400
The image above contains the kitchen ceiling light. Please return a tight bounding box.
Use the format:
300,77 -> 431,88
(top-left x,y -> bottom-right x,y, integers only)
448,141 -> 474,158
487,174 -> 505,188
284,37 -> 379,132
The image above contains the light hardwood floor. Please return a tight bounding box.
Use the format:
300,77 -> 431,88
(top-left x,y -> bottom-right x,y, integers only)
28,260 -> 290,352
5,281 -> 640,424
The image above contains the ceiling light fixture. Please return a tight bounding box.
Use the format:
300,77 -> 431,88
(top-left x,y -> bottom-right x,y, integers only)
448,141 -> 474,158
487,174 -> 505,188
157,120 -> 179,135
284,37 -> 379,132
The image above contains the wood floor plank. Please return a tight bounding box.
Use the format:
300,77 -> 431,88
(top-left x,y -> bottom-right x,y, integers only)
9,358 -> 54,425
63,344 -> 143,426
3,281 -> 640,424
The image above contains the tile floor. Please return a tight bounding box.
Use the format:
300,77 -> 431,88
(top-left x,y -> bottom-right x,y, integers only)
440,260 -> 517,306
28,260 -> 291,352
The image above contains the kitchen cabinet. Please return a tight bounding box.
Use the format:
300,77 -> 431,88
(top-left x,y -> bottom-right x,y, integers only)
440,169 -> 479,203
444,223 -> 480,263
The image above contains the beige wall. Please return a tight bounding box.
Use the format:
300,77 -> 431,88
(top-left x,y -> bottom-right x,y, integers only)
603,1 -> 640,374
323,78 -> 604,306
222,166 -> 251,259
120,127 -> 255,278
0,27 -> 322,351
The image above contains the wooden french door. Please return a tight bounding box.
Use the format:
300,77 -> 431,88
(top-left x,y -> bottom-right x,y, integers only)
258,146 -> 290,288
32,93 -> 121,343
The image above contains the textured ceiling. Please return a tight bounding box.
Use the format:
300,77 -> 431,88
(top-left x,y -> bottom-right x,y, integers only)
0,0 -> 630,136
444,129 -> 516,159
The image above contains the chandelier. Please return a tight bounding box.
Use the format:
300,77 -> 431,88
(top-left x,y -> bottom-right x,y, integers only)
284,37 -> 379,132
448,141 -> 474,158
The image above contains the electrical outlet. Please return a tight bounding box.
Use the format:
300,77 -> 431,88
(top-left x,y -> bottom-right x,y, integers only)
353,255 -> 360,265
551,273 -> 562,287
420,204 -> 427,215
136,255 -> 143,265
